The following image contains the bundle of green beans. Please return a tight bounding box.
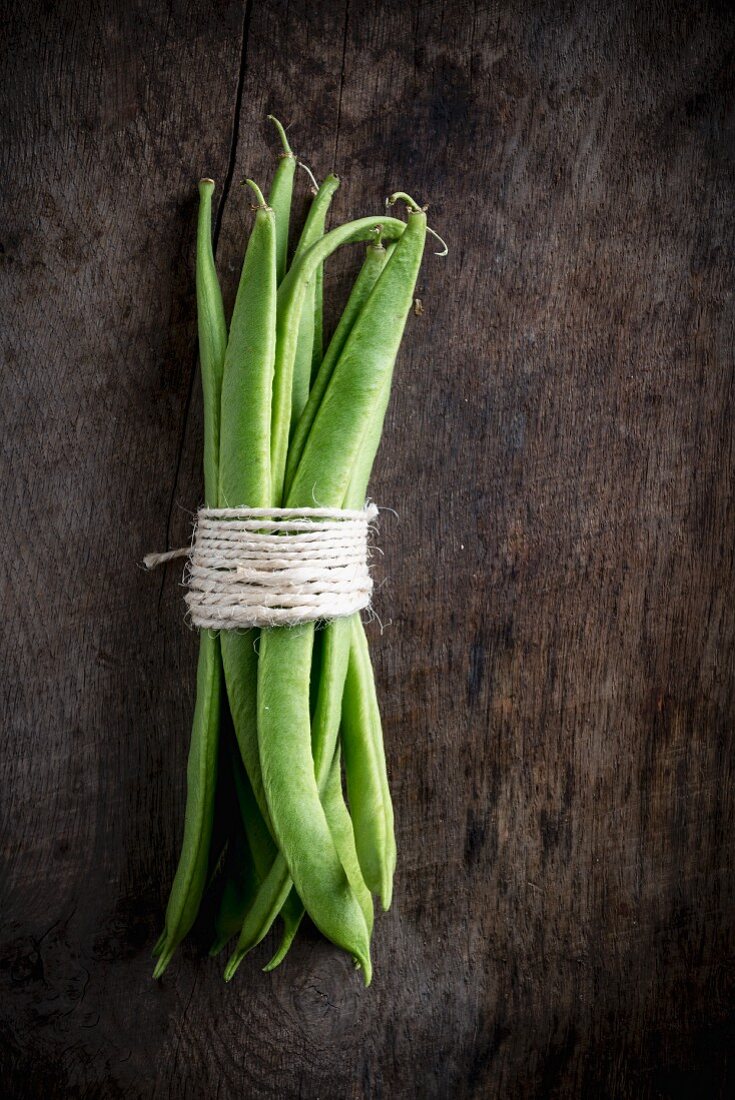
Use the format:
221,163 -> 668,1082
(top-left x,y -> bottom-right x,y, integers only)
152,118 -> 432,985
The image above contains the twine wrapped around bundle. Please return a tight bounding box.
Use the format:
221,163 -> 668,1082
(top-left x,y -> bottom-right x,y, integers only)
144,504 -> 378,629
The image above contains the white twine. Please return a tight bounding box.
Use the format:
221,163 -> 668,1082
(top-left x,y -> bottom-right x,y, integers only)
144,504 -> 378,630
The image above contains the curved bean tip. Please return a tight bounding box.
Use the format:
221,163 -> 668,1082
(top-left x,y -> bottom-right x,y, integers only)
267,114 -> 295,157
223,950 -> 246,982
386,190 -> 425,213
152,951 -> 172,980
243,178 -> 271,211
358,954 -> 373,987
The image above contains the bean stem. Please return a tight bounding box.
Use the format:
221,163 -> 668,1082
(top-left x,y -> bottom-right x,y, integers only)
267,116 -> 296,284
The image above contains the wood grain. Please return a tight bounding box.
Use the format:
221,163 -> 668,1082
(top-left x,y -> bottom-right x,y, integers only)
1,0 -> 734,1096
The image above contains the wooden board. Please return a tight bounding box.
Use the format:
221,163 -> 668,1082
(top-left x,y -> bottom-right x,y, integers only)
1,1 -> 734,1095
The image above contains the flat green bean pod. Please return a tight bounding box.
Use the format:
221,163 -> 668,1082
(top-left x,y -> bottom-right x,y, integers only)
218,179 -> 276,830
341,616 -> 394,907
270,213 -> 409,504
284,238 -> 391,498
287,209 -> 427,507
290,173 -> 340,432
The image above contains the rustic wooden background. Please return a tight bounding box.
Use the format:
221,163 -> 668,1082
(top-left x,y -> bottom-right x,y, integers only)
2,0 -> 734,1096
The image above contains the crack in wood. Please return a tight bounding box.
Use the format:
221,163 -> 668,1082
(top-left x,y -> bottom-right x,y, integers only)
332,0 -> 350,171
157,0 -> 254,614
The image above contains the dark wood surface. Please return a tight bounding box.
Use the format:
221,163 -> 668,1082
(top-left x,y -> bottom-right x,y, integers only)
2,1 -> 734,1096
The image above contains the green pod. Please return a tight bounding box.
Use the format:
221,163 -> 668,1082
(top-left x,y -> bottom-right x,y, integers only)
218,179 -> 275,513
311,616 -> 353,780
210,818 -> 260,955
216,182 -> 306,967
196,179 -> 227,505
257,624 -> 372,977
154,633 -> 222,978
341,616 -> 395,907
270,213 -> 409,504
318,745 -> 374,937
285,239 -> 391,499
267,116 -> 297,284
224,618 -> 368,981
225,741 -> 375,978
290,174 -> 340,433
287,209 -> 427,507
340,365 -> 398,907
263,236 -> 388,961
153,180 -> 227,979
210,733 -> 301,958
218,180 -> 277,834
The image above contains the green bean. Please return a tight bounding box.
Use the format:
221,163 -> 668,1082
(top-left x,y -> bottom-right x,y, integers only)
262,611 -> 353,968
223,616 -> 363,978
319,744 -> 374,937
250,211 -> 427,982
287,208 -> 427,508
270,242 -> 396,945
219,179 -> 276,834
311,616 -> 353,780
153,180 -> 227,978
230,725 -> 276,881
224,856 -> 292,978
295,162 -> 330,383
218,179 -> 275,512
261,744 -> 373,974
229,725 -> 303,962
210,732 -> 301,956
290,174 -> 340,433
258,237 -> 391,961
196,179 -> 227,504
210,816 -> 259,955
284,238 -> 391,499
270,214 -> 409,505
339,362 -> 399,909
267,116 -> 296,284
223,619 -> 360,979
153,637 -> 222,979
257,624 -> 375,978
216,179 -> 311,969
341,617 -> 394,906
